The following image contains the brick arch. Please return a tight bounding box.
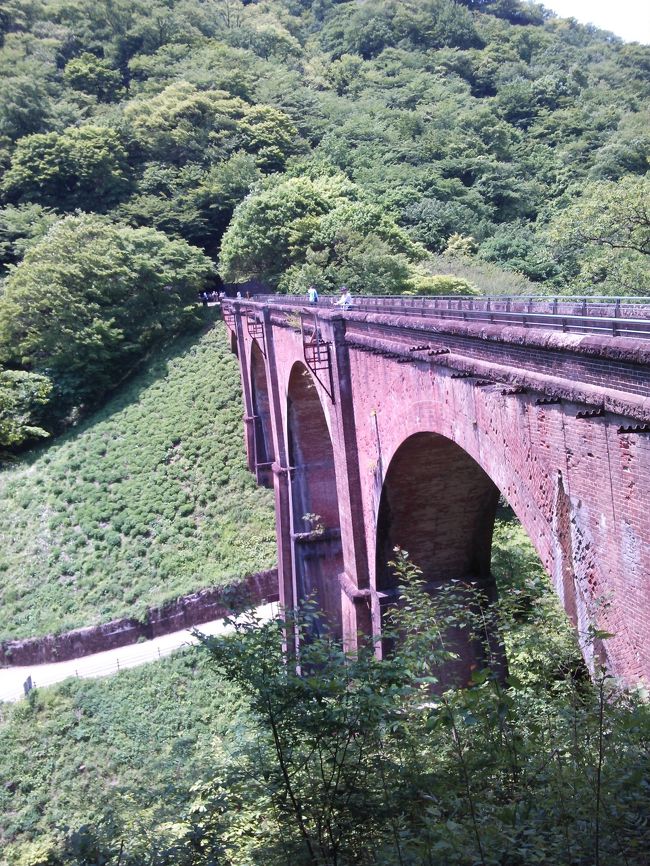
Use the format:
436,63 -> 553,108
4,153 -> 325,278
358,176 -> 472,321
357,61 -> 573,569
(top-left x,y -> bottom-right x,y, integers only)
370,397 -> 554,595
224,296 -> 650,688
374,431 -> 511,684
376,432 -> 501,593
287,362 -> 343,638
369,402 -> 622,682
250,340 -> 273,487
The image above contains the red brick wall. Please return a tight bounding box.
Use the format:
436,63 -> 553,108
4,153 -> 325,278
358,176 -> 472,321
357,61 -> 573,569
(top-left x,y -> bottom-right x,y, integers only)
287,361 -> 344,638
348,343 -> 648,683
226,301 -> 650,688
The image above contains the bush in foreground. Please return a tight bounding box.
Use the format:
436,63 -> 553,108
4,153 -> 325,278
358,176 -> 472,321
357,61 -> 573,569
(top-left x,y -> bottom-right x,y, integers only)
26,546 -> 647,865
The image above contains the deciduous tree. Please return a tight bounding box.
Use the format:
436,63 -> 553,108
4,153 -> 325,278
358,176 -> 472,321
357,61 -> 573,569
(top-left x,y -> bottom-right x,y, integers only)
545,174 -> 650,294
0,368 -> 52,449
63,52 -> 124,102
2,125 -> 131,211
0,214 -> 212,406
122,82 -> 245,163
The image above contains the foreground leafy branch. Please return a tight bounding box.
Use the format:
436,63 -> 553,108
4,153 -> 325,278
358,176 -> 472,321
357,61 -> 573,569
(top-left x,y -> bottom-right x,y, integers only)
170,554 -> 650,866
5,544 -> 650,865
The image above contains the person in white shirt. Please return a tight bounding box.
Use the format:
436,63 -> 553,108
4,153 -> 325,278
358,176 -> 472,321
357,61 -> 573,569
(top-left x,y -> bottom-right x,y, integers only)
307,285 -> 319,304
334,286 -> 352,310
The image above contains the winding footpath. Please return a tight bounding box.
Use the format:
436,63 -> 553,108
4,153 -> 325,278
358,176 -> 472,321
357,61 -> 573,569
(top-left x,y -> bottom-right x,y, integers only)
0,602 -> 278,703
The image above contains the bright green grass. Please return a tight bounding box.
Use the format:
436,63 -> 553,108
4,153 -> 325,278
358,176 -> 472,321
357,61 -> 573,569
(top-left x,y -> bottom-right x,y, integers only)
0,649 -> 247,859
0,316 -> 276,640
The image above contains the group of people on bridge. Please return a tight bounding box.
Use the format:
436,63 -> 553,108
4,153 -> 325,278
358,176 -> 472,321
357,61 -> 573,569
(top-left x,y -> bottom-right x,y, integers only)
200,286 -> 354,309
307,285 -> 353,310
198,290 -> 222,306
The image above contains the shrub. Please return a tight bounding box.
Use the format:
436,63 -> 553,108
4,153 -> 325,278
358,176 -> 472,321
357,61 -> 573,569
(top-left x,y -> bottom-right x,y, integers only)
405,272 -> 479,295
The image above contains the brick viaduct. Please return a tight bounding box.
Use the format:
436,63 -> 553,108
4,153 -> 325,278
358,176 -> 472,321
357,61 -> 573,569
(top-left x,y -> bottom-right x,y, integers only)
222,295 -> 650,689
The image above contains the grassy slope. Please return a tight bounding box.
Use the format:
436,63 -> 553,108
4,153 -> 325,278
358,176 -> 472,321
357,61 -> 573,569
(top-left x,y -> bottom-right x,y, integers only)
0,316 -> 276,640
0,518 -> 583,858
0,650 -> 247,857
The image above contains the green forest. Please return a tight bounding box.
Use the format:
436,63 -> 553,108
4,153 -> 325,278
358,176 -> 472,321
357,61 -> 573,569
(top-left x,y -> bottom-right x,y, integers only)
1,0 -> 649,450
0,0 -> 649,863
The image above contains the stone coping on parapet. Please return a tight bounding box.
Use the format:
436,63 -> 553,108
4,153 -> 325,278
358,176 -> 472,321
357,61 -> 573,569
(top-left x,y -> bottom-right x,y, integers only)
343,311 -> 650,366
0,569 -> 279,668
345,332 -> 650,424
230,298 -> 650,366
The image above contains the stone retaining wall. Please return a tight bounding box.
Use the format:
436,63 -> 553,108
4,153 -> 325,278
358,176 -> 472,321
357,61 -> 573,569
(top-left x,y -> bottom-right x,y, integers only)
0,569 -> 278,667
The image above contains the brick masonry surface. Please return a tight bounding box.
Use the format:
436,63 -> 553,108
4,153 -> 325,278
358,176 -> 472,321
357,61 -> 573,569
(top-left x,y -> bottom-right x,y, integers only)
225,299 -> 650,689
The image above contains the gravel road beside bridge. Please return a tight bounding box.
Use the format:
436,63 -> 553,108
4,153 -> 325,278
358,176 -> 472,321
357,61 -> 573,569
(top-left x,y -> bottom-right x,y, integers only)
0,602 -> 278,703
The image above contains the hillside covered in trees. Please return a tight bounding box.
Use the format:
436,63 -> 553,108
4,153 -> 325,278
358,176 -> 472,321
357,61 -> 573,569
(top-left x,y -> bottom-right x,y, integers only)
0,0 -> 649,451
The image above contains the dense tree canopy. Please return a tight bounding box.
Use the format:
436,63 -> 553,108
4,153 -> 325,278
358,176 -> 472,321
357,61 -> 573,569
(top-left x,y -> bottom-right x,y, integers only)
122,83 -> 246,163
0,215 -> 212,411
63,52 -> 125,102
544,175 -> 650,294
219,174 -> 339,283
0,0 -> 647,432
0,203 -> 59,274
2,126 -> 131,211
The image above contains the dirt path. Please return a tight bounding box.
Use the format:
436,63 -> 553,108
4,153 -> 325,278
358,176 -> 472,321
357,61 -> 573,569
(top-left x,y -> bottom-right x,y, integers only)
0,602 -> 278,703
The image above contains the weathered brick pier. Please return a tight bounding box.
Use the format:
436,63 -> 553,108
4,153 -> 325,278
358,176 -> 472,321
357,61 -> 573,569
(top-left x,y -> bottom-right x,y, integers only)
223,294 -> 650,688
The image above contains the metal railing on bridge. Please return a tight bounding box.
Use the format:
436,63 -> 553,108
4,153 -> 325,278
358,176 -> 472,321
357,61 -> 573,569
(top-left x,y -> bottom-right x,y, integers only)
235,294 -> 650,340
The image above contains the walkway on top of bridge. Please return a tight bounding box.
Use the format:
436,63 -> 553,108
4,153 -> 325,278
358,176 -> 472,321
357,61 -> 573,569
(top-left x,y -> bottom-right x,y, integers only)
233,293 -> 650,341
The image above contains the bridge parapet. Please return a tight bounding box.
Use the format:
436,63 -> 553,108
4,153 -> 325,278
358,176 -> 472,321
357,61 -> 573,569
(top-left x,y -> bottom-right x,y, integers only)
224,296 -> 650,420
233,294 -> 650,337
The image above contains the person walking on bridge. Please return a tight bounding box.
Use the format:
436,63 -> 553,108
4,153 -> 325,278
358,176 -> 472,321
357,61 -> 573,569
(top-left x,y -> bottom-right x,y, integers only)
307,285 -> 319,304
335,286 -> 352,310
